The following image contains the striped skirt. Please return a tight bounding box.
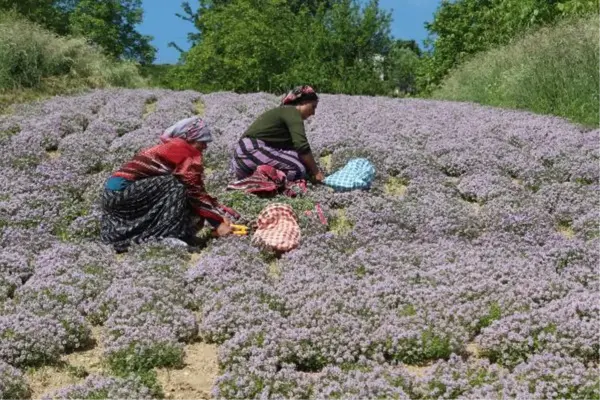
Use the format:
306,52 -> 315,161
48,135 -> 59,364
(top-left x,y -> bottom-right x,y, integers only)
100,175 -> 198,251
231,138 -> 306,181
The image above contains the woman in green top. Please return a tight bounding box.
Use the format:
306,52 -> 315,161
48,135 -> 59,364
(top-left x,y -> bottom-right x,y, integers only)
231,85 -> 324,183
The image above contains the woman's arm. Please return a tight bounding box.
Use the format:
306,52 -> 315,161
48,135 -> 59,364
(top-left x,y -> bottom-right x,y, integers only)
299,152 -> 324,182
283,110 -> 323,181
175,155 -> 227,223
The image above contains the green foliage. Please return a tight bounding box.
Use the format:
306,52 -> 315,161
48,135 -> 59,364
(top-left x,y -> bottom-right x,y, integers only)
173,0 -> 298,92
106,342 -> 184,375
218,190 -> 315,222
0,124 -> 20,142
172,0 -> 396,95
383,46 -> 420,96
140,64 -> 178,89
0,12 -> 145,111
420,0 -> 599,91
0,0 -> 155,63
384,329 -> 453,364
432,14 -> 599,127
328,209 -> 354,235
0,0 -> 75,35
70,0 -> 155,64
475,302 -> 502,332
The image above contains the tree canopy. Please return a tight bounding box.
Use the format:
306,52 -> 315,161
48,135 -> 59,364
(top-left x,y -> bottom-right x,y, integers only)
0,0 -> 155,64
171,0 -> 417,95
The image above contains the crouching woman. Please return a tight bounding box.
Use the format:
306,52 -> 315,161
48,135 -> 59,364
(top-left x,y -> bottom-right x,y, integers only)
231,85 -> 324,183
101,117 -> 232,251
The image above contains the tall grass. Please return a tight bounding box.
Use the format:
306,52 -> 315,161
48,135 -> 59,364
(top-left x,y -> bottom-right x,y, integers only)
0,11 -> 146,112
432,14 -> 599,127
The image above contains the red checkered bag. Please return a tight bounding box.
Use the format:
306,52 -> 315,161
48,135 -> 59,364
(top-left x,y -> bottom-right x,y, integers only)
251,203 -> 300,252
228,165 -> 307,198
227,165 -> 286,196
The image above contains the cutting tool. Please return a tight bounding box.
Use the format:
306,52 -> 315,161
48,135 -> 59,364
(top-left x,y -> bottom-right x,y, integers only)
231,224 -> 250,236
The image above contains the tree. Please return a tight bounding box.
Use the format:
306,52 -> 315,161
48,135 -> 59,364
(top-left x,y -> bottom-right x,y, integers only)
0,0 -> 155,64
70,0 -> 155,64
173,0 -> 394,95
394,39 -> 421,56
0,0 -> 77,35
173,0 -> 299,92
383,44 -> 420,95
171,0 -> 340,52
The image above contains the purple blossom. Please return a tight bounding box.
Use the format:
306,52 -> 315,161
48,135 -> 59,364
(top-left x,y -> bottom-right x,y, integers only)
41,374 -> 153,399
0,309 -> 67,366
1,89 -> 598,397
0,360 -> 30,399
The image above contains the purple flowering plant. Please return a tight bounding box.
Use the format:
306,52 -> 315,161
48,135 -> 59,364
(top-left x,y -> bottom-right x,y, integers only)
0,88 -> 598,398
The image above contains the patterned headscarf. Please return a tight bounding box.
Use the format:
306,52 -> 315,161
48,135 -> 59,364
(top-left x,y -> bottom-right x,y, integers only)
281,85 -> 319,106
160,116 -> 213,143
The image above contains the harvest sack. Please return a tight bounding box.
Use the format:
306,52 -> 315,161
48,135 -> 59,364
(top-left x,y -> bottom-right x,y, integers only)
323,158 -> 375,192
251,203 -> 301,252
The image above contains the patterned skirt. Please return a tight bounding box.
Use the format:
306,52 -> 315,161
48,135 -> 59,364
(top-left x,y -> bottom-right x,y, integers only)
100,175 -> 198,250
231,138 -> 307,181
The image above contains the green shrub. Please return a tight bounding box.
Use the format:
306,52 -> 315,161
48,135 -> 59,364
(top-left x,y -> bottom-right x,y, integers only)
0,11 -> 145,110
432,14 -> 599,127
140,64 -> 178,89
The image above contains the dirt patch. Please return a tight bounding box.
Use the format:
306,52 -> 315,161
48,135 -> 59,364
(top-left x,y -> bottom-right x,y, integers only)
143,98 -> 158,118
465,342 -> 482,358
320,154 -> 332,173
63,326 -> 105,374
384,176 -> 409,196
26,365 -> 81,400
267,259 -> 281,279
47,150 -> 60,160
194,99 -> 205,116
156,341 -> 219,400
27,327 -> 104,399
557,223 -> 575,239
188,252 -> 203,268
403,363 -> 433,378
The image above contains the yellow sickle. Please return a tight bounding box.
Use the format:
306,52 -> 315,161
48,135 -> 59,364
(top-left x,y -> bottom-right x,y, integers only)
231,224 -> 250,236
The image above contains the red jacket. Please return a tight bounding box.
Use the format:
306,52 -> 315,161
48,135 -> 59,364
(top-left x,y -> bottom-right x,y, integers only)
112,138 -> 225,223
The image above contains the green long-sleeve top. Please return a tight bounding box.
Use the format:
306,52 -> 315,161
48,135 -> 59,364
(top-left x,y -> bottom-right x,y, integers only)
242,106 -> 311,154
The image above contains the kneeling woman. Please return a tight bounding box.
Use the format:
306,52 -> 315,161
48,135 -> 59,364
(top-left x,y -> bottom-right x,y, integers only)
231,85 -> 324,183
101,117 -> 232,251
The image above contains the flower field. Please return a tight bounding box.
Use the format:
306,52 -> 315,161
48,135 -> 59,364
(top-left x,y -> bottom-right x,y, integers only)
0,89 -> 598,399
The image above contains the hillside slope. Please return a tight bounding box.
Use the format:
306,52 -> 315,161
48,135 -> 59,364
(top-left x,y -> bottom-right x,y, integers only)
0,90 -> 598,399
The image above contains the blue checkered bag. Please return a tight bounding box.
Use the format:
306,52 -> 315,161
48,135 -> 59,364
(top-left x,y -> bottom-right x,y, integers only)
324,158 -> 375,192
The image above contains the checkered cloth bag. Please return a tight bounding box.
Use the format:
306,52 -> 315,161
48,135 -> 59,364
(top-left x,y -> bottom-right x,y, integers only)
323,158 -> 375,192
227,165 -> 286,195
251,203 -> 301,252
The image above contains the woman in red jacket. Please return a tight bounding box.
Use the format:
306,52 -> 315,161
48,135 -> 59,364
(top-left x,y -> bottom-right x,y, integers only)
101,117 -> 233,251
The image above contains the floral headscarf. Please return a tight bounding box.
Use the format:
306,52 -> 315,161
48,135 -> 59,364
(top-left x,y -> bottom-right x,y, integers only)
160,116 -> 213,143
281,85 -> 319,106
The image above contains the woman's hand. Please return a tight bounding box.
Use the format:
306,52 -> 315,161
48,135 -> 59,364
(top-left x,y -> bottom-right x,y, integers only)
214,218 -> 233,237
313,171 -> 325,183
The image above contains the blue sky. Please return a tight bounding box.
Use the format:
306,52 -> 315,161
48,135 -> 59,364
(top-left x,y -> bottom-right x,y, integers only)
139,0 -> 441,64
